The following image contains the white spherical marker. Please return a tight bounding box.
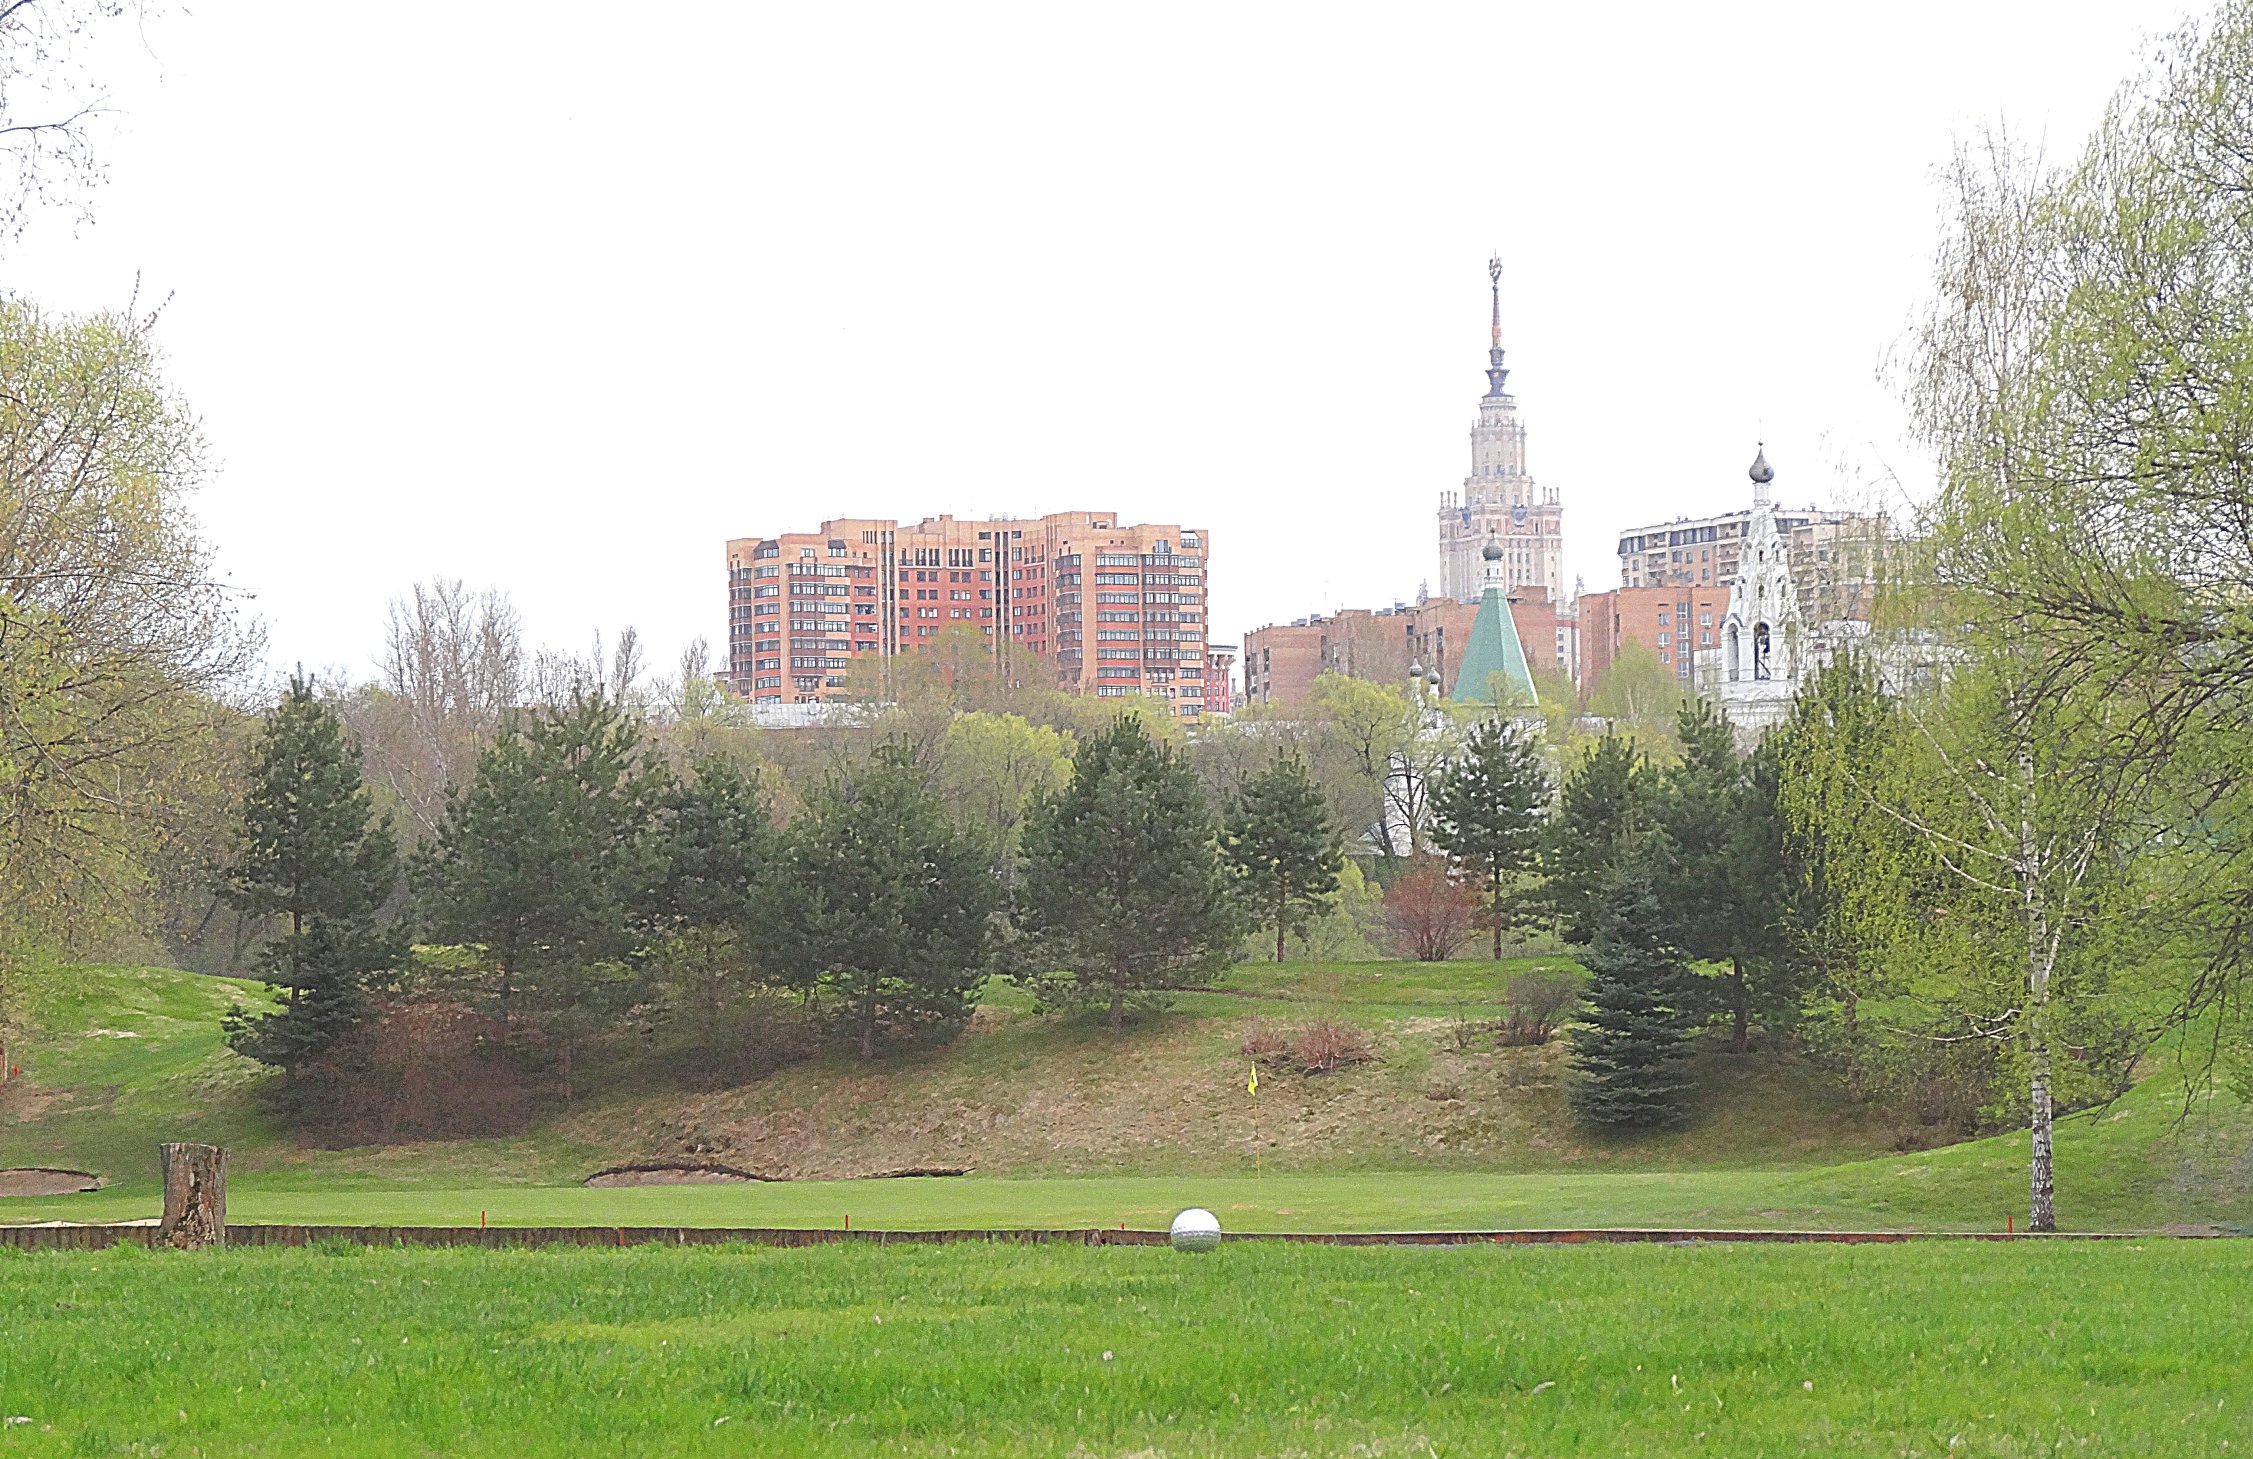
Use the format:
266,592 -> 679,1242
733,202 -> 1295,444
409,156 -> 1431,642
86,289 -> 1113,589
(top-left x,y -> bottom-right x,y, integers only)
1169,1207 -> 1222,1252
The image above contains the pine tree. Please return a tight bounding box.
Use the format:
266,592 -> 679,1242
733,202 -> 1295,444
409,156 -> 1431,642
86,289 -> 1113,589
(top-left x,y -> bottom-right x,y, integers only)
1429,718 -> 1549,959
221,675 -> 401,1072
1223,755 -> 1344,962
653,758 -> 773,934
1568,854 -> 1696,1130
760,746 -> 995,1058
1017,715 -> 1241,1028
1544,733 -> 1655,944
414,688 -> 665,1095
646,758 -> 775,1016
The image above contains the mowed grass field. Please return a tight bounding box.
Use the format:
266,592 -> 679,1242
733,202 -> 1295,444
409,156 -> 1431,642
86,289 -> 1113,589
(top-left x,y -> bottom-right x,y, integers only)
0,1240 -> 2247,1457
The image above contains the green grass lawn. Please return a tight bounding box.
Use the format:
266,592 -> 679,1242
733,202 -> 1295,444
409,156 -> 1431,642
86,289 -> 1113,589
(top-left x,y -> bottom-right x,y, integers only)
6,964 -> 2250,1234
0,1240 -> 2246,1457
0,1168 -> 1844,1231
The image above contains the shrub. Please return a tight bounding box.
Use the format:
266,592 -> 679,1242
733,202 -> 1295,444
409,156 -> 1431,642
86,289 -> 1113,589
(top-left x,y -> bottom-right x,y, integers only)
1501,968 -> 1584,1046
1241,1022 -> 1293,1069
1292,1019 -> 1375,1074
1244,1019 -> 1375,1075
1379,856 -> 1476,962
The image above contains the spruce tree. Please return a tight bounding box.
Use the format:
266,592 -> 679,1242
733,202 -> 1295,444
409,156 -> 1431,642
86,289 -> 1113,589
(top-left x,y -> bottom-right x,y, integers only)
414,688 -> 665,1094
1429,718 -> 1549,959
1223,754 -> 1344,962
1653,700 -> 1793,1051
221,675 -> 401,1072
1568,853 -> 1696,1130
1544,733 -> 1655,944
1017,714 -> 1241,1028
760,746 -> 995,1058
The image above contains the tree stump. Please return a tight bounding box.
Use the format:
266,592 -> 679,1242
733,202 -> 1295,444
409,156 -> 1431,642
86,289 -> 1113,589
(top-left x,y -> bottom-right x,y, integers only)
158,1143 -> 227,1250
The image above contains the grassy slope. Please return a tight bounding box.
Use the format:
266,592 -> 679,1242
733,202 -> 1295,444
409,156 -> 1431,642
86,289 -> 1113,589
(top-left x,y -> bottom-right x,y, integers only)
2,964 -> 2248,1231
0,1241 -> 2248,1457
0,967 -> 610,1201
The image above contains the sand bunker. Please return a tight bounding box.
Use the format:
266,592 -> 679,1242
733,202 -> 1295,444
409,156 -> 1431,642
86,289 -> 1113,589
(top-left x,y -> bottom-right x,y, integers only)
583,1161 -> 975,1187
584,1162 -> 768,1188
0,1168 -> 101,1197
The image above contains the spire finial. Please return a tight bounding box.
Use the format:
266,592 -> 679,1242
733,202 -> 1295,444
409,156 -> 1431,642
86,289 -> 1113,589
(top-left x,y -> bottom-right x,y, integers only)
1482,256 -> 1510,398
1487,254 -> 1503,348
1749,442 -> 1775,506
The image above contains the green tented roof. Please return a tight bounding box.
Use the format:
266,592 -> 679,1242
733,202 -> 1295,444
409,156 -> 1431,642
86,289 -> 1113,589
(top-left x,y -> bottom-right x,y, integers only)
1449,586 -> 1538,709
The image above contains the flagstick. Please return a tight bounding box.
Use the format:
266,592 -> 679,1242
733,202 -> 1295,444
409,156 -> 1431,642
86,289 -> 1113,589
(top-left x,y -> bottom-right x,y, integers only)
1248,1061 -> 1261,1182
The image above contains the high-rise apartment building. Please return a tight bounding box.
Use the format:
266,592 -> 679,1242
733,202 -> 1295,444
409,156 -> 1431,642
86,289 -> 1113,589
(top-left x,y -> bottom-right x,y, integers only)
1437,258 -> 1564,601
725,509 -> 1213,720
1616,495 -> 1886,623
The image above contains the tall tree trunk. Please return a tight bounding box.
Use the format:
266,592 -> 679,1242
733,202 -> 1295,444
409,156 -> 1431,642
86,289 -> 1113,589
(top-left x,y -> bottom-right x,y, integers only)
1728,958 -> 1750,1054
2027,936 -> 2056,1233
859,976 -> 877,1059
2021,759 -> 2057,1234
1276,884 -> 1287,964
1492,871 -> 1504,961
1108,986 -> 1123,1032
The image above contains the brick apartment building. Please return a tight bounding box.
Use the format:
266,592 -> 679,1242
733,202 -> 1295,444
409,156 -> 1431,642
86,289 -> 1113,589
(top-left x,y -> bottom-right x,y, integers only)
1576,585 -> 1731,687
726,510 -> 1215,720
1241,588 -> 1574,707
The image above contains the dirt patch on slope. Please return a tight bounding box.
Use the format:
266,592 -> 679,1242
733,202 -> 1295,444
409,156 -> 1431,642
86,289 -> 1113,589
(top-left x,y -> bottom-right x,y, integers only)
562,1007 -> 1906,1181
0,1167 -> 101,1196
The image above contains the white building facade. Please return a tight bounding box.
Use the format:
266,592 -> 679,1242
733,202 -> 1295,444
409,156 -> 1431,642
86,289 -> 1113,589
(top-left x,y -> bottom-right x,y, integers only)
1693,447 -> 1941,734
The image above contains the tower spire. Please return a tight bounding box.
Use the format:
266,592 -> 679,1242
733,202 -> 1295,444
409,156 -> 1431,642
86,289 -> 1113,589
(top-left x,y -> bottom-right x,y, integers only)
1483,255 -> 1509,397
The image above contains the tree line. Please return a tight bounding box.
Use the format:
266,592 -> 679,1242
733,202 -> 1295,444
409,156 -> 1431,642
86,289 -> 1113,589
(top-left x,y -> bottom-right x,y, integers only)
218,643 -> 1853,1146
218,680 -> 1360,1117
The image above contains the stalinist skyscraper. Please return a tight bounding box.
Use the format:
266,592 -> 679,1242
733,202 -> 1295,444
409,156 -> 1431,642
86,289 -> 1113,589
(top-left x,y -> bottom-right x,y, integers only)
1436,258 -> 1564,602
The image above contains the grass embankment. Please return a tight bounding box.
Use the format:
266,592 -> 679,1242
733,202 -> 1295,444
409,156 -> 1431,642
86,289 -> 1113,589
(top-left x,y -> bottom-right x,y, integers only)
3,964 -> 2248,1232
0,1240 -> 2247,1457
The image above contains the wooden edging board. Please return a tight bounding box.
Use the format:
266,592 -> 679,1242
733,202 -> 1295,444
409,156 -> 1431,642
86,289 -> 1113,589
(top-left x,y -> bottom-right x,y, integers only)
0,1223 -> 2186,1252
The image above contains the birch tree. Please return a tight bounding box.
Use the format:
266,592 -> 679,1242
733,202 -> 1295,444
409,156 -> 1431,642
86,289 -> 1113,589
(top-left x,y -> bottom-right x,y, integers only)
0,0 -> 149,245
1309,672 -> 1451,861
0,298 -> 249,965
1836,662 -> 2158,1232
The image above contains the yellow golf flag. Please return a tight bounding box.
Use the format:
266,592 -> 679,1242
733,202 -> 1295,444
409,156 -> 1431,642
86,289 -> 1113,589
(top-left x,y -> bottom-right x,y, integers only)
1247,1063 -> 1258,1097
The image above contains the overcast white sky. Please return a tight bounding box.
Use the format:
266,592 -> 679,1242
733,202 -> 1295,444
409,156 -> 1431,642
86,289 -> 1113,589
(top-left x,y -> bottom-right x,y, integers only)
7,1 -> 2195,677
